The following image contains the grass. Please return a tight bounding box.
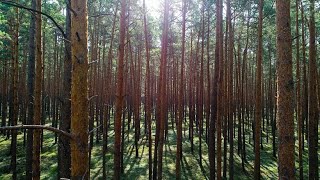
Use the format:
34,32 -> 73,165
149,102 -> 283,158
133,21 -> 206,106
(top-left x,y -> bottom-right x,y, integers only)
0,114 -> 319,179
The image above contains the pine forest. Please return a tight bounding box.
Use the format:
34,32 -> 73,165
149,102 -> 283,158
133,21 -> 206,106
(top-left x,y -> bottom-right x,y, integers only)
0,0 -> 319,179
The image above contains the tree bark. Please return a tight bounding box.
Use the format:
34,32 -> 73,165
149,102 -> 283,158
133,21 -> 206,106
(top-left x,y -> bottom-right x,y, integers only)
199,1 -> 205,166
276,0 -> 295,179
155,0 -> 169,179
103,3 -> 118,179
58,0 -> 71,178
70,0 -> 89,179
32,0 -> 42,178
114,0 -> 126,179
300,1 -> 307,152
295,0 -> 303,179
209,0 -> 223,179
227,0 -> 234,178
25,0 -> 36,179
176,0 -> 186,178
254,0 -> 263,179
1,52 -> 8,136
216,0 -> 223,179
308,0 -> 319,179
10,2 -> 19,179
143,0 -> 152,178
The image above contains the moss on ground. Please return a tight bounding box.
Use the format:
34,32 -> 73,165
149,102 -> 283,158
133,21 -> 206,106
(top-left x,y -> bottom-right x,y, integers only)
0,115 -> 319,179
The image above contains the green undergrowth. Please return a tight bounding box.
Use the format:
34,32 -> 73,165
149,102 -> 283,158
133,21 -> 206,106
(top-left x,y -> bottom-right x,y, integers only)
0,115 -> 319,179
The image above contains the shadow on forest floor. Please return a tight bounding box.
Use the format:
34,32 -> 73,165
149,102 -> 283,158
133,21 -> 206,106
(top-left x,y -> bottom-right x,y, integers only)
0,115 -> 319,179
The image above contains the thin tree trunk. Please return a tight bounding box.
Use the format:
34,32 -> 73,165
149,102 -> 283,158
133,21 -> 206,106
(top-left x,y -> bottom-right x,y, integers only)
295,0 -> 303,179
216,0 -> 223,178
198,1 -> 205,166
58,0 -> 71,178
300,1 -> 307,151
32,0 -> 42,178
209,0 -> 223,179
189,30 -> 195,154
103,3 -> 118,179
1,56 -> 8,136
10,3 -> 19,179
26,1 -> 36,178
142,0 -> 152,178
155,0 -> 169,179
308,0 -> 318,179
176,0 -> 186,178
254,0 -> 263,179
205,3 -> 211,144
114,0 -> 126,178
227,0 -> 234,178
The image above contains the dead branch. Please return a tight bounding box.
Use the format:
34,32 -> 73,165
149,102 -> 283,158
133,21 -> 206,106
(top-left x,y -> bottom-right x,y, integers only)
0,0 -> 66,38
0,125 -> 74,139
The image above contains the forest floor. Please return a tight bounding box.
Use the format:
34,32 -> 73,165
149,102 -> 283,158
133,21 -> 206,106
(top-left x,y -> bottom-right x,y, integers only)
0,115 -> 319,179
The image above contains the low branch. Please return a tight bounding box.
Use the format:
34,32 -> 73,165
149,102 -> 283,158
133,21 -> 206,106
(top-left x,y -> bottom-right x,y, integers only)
0,125 -> 74,139
65,0 -> 77,17
292,35 -> 302,41
89,60 -> 99,65
0,0 -> 66,38
90,13 -> 112,18
89,95 -> 98,101
88,124 -> 103,135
